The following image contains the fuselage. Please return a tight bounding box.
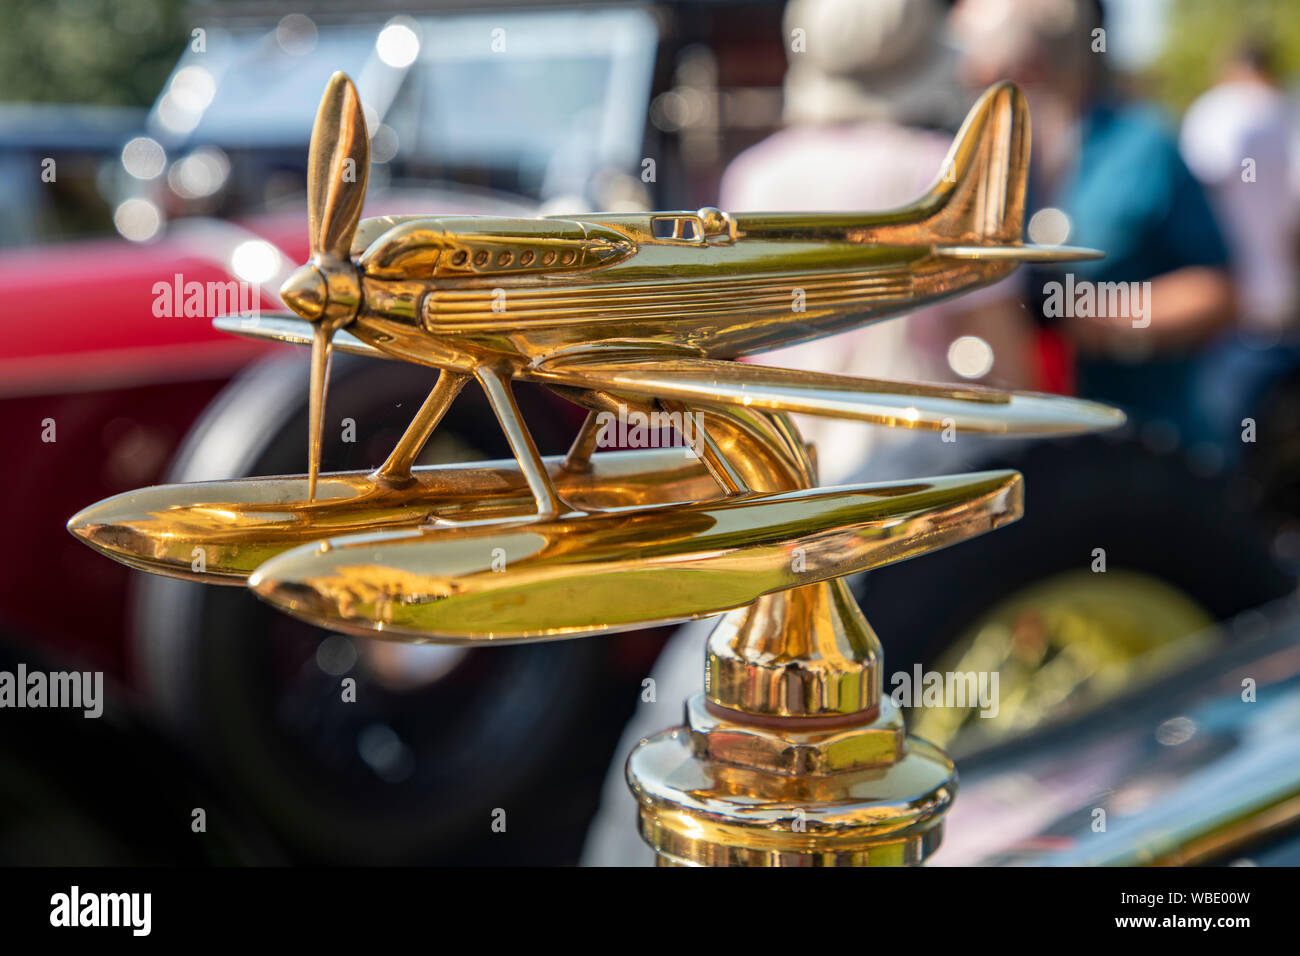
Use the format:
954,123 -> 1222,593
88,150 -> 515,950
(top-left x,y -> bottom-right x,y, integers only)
343,207 -> 1016,373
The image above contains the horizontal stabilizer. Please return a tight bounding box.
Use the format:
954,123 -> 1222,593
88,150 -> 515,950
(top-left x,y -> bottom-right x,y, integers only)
933,244 -> 1103,263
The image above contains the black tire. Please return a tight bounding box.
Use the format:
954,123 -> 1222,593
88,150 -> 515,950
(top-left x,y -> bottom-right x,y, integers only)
132,352 -> 643,864
1243,368 -> 1300,533
0,637 -> 278,865
856,433 -> 1296,674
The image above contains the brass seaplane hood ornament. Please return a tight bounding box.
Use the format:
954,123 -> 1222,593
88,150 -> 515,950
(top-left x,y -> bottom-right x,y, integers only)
70,73 -> 1122,865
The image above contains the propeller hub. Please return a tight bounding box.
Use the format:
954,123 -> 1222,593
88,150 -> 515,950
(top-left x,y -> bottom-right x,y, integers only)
280,264 -> 327,321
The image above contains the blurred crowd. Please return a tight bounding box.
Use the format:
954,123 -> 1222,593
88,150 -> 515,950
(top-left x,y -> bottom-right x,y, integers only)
9,0 -> 1298,476
589,1 -> 1300,866
730,0 -> 1299,480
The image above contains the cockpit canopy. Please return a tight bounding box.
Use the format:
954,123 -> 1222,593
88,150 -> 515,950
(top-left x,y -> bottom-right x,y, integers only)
357,216 -> 635,279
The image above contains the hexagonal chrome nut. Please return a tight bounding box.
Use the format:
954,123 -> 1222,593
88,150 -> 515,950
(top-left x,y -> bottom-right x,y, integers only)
684,694 -> 905,776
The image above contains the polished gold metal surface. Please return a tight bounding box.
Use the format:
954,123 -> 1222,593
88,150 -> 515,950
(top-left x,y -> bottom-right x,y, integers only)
69,73 -> 1124,865
289,72 -> 370,500
628,706 -> 956,866
245,469 -> 1023,643
67,448 -> 721,585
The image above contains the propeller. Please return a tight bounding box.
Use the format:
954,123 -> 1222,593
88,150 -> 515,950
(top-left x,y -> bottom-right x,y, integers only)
280,72 -> 370,499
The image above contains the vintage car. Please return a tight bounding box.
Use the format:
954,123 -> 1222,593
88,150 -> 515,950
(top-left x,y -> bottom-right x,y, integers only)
4,2 -> 1296,867
0,4 -> 675,865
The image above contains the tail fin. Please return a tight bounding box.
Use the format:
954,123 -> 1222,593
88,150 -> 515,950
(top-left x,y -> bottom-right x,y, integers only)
926,82 -> 1030,244
922,82 -> 1102,263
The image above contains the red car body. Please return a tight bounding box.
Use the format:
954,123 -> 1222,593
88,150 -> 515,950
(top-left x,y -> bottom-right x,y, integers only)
0,167 -> 564,676
0,218 -> 307,678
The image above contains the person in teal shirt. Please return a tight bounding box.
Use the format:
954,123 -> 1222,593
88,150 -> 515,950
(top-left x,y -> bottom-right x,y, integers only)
952,0 -> 1236,448
1040,100 -> 1233,446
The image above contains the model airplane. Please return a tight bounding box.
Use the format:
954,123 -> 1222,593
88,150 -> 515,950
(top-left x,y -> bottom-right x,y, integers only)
70,73 -> 1122,643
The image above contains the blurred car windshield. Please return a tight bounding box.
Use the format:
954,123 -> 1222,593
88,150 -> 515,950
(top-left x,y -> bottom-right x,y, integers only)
149,7 -> 658,202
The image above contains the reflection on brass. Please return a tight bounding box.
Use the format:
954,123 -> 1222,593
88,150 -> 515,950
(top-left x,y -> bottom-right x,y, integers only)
69,448 -> 722,585
69,73 -> 1122,865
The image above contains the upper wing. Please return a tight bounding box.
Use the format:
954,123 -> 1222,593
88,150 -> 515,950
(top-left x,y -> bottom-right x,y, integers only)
526,348 -> 1125,435
213,313 -> 387,359
216,316 -> 1126,436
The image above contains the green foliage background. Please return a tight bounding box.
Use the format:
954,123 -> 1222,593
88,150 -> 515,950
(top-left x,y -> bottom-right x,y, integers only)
0,0 -> 1297,111
0,0 -> 186,106
1147,0 -> 1300,109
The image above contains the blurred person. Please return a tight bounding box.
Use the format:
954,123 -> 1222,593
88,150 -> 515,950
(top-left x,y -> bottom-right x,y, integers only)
952,0 -> 1236,448
720,0 -> 1036,483
1182,40 -> 1297,337
1181,39 -> 1300,457
582,0 -> 1032,866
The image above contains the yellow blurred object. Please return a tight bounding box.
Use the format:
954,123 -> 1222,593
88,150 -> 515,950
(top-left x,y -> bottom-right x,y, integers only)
912,570 -> 1217,753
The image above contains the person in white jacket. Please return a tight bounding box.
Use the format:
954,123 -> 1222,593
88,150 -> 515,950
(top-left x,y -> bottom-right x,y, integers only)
1181,40 -> 1297,339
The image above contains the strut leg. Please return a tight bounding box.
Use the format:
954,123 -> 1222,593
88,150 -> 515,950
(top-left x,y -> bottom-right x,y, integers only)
661,400 -> 747,494
307,323 -> 334,501
374,370 -> 471,484
562,411 -> 602,473
476,366 -> 564,518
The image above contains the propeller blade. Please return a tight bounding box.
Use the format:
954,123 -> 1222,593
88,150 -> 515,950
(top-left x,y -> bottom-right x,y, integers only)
307,323 -> 335,500
307,72 -> 369,260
